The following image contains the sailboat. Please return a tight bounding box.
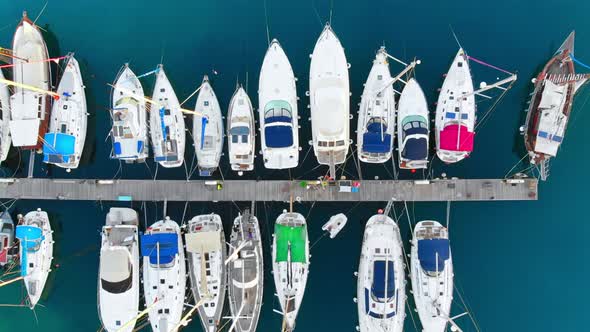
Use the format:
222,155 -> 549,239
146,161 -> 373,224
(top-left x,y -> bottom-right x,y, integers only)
357,47 -> 395,163
110,64 -> 148,162
193,76 -> 223,176
410,220 -> 454,332
185,214 -> 227,332
309,24 -> 350,177
227,86 -> 255,174
0,69 -> 11,162
227,210 -> 263,332
9,11 -> 51,150
98,208 -> 140,332
42,55 -> 87,170
150,65 -> 185,168
434,49 -> 475,164
259,39 -> 299,169
523,31 -> 589,180
0,211 -> 15,267
272,211 -> 309,331
141,217 -> 186,332
357,214 -> 406,332
397,78 -> 430,169
15,209 -> 53,308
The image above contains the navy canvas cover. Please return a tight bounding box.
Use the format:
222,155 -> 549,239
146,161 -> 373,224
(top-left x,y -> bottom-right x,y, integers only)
372,260 -> 395,299
363,122 -> 391,153
265,125 -> 293,148
418,238 -> 450,273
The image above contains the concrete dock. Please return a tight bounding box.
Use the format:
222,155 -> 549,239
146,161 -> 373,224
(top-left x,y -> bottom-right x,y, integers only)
0,178 -> 538,202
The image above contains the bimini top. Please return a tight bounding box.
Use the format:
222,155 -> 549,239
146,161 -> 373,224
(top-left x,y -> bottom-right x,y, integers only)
418,238 -> 450,273
401,116 -> 429,160
16,225 -> 44,277
372,260 -> 394,300
363,120 -> 391,154
275,223 -> 306,263
439,124 -> 474,152
43,133 -> 76,163
264,100 -> 294,148
140,233 -> 178,265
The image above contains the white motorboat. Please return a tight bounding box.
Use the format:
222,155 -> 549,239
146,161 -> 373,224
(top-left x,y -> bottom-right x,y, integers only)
227,86 -> 255,174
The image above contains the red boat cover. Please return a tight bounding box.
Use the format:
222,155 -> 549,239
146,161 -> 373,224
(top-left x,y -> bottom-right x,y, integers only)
440,124 -> 474,152
0,248 -> 7,264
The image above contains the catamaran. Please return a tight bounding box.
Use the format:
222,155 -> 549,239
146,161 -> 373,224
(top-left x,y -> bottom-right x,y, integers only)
227,210 -> 263,332
110,64 -> 148,162
15,209 -> 53,308
259,39 -> 299,169
150,65 -> 185,168
193,76 -> 223,176
141,217 -> 186,332
357,47 -> 395,163
309,24 -> 350,177
42,55 -> 87,170
357,214 -> 405,332
523,31 -> 590,180
98,208 -> 140,332
272,211 -> 309,331
227,86 -> 255,174
185,214 -> 227,332
0,211 -> 15,267
410,220 -> 454,332
9,12 -> 52,150
397,78 -> 430,169
0,69 -> 11,162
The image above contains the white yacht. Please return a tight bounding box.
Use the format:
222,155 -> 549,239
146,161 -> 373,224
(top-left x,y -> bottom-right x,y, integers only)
110,64 -> 148,162
0,69 -> 11,163
0,211 -> 15,267
9,12 -> 51,150
42,55 -> 87,169
141,217 -> 186,332
397,78 -> 430,169
435,49 -> 475,164
410,220 -> 454,332
193,76 -> 223,176
227,210 -> 263,332
98,208 -> 140,332
227,86 -> 255,174
357,47 -> 395,163
185,214 -> 227,332
309,24 -> 350,172
258,39 -> 299,169
272,211 -> 309,331
150,65 -> 185,168
357,214 -> 405,332
15,209 -> 53,308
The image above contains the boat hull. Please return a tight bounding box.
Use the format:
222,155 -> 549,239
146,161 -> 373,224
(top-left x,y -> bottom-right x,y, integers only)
193,77 -> 223,176
397,78 -> 429,169
0,69 -> 11,162
227,87 -> 255,172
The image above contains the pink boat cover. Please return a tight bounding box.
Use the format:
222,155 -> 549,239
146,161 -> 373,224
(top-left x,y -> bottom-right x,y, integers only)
440,124 -> 474,152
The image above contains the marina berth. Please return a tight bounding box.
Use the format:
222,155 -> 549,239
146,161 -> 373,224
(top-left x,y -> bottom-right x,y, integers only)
397,78 -> 430,169
357,47 -> 395,163
42,55 -> 87,170
150,65 -> 185,168
141,217 -> 186,332
309,24 -> 350,175
185,214 -> 227,332
227,86 -> 255,174
98,208 -> 140,332
9,11 -> 52,150
110,64 -> 148,162
193,76 -> 223,176
258,39 -> 299,169
15,209 -> 53,308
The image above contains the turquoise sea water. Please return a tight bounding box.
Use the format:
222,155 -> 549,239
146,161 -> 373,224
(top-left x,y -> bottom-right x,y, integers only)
1,0 -> 589,331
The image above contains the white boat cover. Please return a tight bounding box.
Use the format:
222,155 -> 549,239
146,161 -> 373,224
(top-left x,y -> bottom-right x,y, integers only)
185,231 -> 221,253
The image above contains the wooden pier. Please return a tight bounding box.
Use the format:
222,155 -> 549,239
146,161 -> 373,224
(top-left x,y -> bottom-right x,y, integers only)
0,178 -> 538,202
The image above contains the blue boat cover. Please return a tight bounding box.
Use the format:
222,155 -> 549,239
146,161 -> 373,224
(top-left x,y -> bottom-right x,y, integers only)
137,140 -> 144,153
159,107 -> 168,139
362,122 -> 391,154
372,260 -> 395,299
16,225 -> 44,277
114,142 -> 122,156
265,125 -> 293,148
402,137 -> 428,160
229,126 -> 249,135
43,133 -> 76,163
200,117 -> 208,150
418,238 -> 450,273
140,233 -> 178,265
266,116 -> 292,124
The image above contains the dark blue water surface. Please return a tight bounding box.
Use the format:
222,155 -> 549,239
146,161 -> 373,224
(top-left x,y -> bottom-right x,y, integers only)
1,0 -> 589,331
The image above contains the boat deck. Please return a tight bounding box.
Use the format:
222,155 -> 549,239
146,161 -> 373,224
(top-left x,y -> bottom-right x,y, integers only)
0,178 -> 538,202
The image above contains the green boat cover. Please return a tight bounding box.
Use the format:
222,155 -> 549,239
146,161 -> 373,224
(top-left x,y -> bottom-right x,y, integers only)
275,223 -> 307,263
